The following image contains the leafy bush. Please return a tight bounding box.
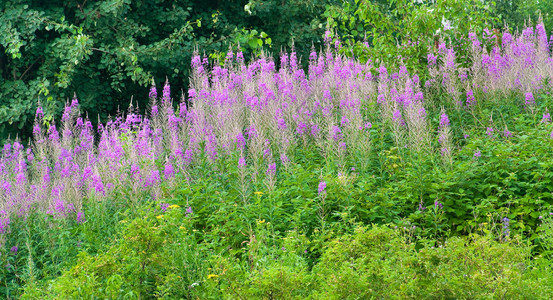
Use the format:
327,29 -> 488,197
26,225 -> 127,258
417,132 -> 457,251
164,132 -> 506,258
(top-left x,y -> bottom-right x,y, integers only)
312,225 -> 553,299
203,224 -> 553,299
23,203 -> 209,299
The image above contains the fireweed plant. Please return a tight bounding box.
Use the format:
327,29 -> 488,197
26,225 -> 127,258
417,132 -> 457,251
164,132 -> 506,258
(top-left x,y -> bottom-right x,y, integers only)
2,23 -> 553,242
2,23 -> 553,297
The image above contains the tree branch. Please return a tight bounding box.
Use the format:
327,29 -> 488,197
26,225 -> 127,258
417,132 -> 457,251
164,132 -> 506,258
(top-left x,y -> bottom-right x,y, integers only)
19,57 -> 41,81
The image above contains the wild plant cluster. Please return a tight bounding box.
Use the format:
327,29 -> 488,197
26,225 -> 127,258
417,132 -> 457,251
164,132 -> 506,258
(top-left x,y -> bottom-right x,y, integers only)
3,23 -> 553,298
2,24 -> 552,233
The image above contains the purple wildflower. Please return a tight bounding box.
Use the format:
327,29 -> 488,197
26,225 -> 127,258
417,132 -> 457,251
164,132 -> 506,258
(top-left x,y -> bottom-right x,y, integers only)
474,150 -> 481,158
238,157 -> 246,168
296,122 -> 307,136
340,115 -> 350,127
145,169 -> 161,188
427,53 -> 437,65
377,94 -> 386,104
149,85 -> 157,99
318,181 -> 326,195
392,109 -> 404,125
332,126 -> 343,141
76,211 -> 85,223
162,80 -> 171,103
266,163 -> 276,177
466,90 -> 476,106
503,129 -> 512,138
311,124 -> 320,137
542,113 -> 551,123
277,118 -> 287,130
236,133 -> 246,149
36,106 -> 44,117
525,92 -> 535,106
486,127 -> 494,138
502,217 -> 510,237
164,161 -> 175,179
439,113 -> 450,128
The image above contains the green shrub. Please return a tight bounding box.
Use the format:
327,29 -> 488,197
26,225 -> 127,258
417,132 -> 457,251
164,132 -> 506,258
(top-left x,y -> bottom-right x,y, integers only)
23,204 -> 210,299
313,225 -> 553,299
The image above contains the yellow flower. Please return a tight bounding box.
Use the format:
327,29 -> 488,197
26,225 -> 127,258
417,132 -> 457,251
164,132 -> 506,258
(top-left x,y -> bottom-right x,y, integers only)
167,204 -> 180,209
156,215 -> 164,219
256,219 -> 266,224
179,226 -> 186,230
207,274 -> 219,279
254,191 -> 263,196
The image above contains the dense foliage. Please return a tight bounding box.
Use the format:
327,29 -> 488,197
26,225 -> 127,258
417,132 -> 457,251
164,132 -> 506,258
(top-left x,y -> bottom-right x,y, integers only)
0,0 -> 330,141
0,19 -> 552,297
2,0 -> 553,298
2,0 -> 553,142
324,0 -> 497,74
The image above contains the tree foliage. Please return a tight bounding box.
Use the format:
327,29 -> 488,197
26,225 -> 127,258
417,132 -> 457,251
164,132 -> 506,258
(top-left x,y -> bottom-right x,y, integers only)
324,0 -> 497,75
0,0 -> 330,141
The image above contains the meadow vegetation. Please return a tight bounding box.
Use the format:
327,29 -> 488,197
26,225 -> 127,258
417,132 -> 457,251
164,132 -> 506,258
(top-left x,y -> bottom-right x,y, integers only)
2,1 -> 553,299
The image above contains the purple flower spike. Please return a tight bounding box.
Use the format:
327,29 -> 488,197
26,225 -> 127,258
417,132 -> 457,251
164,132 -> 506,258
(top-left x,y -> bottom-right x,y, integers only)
76,211 -> 85,223
236,133 -> 246,149
503,129 -> 512,138
486,127 -> 494,138
162,80 -> 171,103
318,181 -> 326,195
502,217 -> 510,237
238,157 -> 246,169
439,113 -> 450,128
277,118 -> 287,130
36,106 -> 44,117
392,110 -> 404,125
332,126 -> 343,141
466,90 -> 476,106
525,92 -> 535,106
542,113 -> 551,123
266,163 -> 276,177
149,85 -> 157,99
164,161 -> 175,179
